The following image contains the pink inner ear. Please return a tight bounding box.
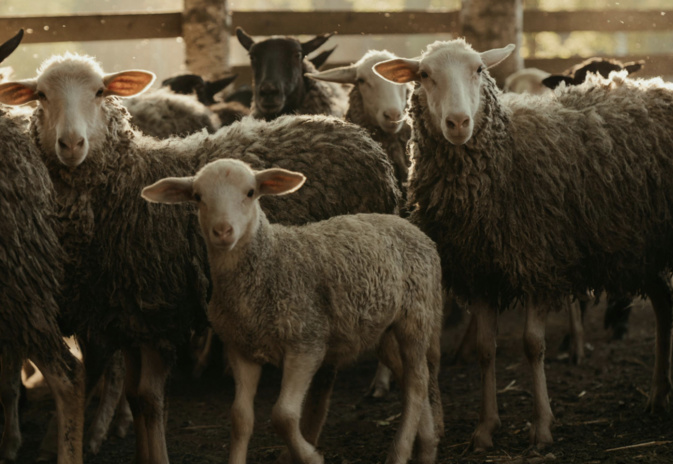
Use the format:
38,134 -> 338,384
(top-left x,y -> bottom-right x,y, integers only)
107,72 -> 153,96
0,83 -> 36,105
375,61 -> 418,83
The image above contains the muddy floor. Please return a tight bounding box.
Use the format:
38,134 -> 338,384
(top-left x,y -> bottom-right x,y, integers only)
11,295 -> 673,463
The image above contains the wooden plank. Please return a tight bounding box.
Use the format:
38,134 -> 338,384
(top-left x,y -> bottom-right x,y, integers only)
0,13 -> 182,44
525,55 -> 673,77
524,10 -> 673,33
231,11 -> 460,36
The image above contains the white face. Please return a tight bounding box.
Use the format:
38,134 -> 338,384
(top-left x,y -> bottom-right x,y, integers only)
36,63 -> 107,167
356,55 -> 409,134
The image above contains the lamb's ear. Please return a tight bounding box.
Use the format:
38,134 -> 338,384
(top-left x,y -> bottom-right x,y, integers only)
541,75 -> 573,89
0,29 -> 23,64
236,27 -> 255,51
256,168 -> 306,196
306,64 -> 356,84
301,32 -> 334,56
141,177 -> 195,204
624,61 -> 644,75
0,79 -> 38,105
103,70 -> 156,97
374,58 -> 420,84
309,46 -> 336,70
480,44 -> 516,69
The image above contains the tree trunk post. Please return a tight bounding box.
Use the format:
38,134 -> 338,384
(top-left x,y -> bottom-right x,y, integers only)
182,0 -> 230,80
460,0 -> 523,88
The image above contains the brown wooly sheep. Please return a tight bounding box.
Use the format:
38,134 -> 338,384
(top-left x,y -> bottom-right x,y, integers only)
142,158 -> 444,464
375,38 -> 673,451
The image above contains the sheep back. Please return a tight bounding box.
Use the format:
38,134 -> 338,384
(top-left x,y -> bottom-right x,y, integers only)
195,115 -> 401,223
408,72 -> 673,307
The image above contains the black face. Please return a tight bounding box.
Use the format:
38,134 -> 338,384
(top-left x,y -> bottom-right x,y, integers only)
0,29 -> 23,64
248,38 -> 305,116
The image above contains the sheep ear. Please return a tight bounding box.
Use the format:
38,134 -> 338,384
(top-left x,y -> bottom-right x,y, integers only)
0,79 -> 38,105
0,29 -> 23,64
542,75 -> 573,89
301,32 -> 334,56
103,70 -> 156,97
236,28 -> 255,51
141,177 -> 195,204
480,44 -> 515,69
306,65 -> 356,84
624,61 -> 644,75
374,58 -> 420,84
309,46 -> 336,70
256,168 -> 306,196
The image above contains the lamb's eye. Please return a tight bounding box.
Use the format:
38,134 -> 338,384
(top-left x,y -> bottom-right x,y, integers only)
357,77 -> 365,85
247,189 -> 254,198
37,91 -> 47,101
193,193 -> 201,202
477,65 -> 484,74
96,88 -> 104,97
420,71 -> 429,79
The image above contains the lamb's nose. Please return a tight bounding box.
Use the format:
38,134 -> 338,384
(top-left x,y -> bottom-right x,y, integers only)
383,109 -> 401,121
58,136 -> 85,151
212,223 -> 233,240
445,113 -> 470,130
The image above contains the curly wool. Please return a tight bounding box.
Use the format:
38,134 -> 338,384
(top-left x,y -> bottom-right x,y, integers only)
192,115 -> 401,224
123,88 -> 218,139
30,97 -> 210,357
251,60 -> 348,120
408,71 -> 673,307
346,85 -> 411,192
0,107 -> 69,368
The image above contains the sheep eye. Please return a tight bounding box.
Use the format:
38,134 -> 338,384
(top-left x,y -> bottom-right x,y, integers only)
247,189 -> 254,198
193,193 -> 201,202
37,91 -> 47,101
477,65 -> 484,74
356,77 -> 365,85
420,71 -> 429,79
96,88 -> 104,97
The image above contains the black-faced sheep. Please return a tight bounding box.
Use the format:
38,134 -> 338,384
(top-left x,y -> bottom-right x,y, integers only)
375,38 -> 673,451
236,27 -> 348,121
142,158 -> 443,464
0,29 -> 85,464
542,57 -> 644,89
0,53 -> 400,463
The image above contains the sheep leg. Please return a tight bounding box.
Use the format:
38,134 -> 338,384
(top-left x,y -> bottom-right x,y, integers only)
272,350 -> 325,464
453,314 -> 478,364
0,352 -> 23,463
300,364 -> 337,446
384,334 -> 430,464
366,362 -> 393,398
523,299 -> 554,447
567,297 -> 585,365
644,277 -> 672,412
87,350 -> 126,454
124,347 -> 150,464
469,299 -> 500,452
32,342 -> 85,464
191,327 -> 214,379
227,349 -> 262,464
111,393 -> 133,439
138,345 -> 170,464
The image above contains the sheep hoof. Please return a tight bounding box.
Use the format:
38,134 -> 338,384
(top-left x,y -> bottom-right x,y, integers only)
466,427 -> 494,454
529,424 -> 554,449
366,383 -> 390,399
35,450 -> 57,463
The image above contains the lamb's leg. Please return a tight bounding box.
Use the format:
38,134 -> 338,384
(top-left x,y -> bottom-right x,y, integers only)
567,298 -> 585,365
32,342 -> 85,464
272,350 -> 325,464
644,277 -> 672,412
384,335 -> 429,464
300,364 -> 337,446
87,350 -> 126,454
453,314 -> 477,364
523,299 -> 554,447
228,349 -> 262,464
138,345 -> 170,464
191,327 -> 214,379
0,352 -> 23,463
110,393 -> 133,439
469,298 -> 500,451
124,347 -> 150,464
366,362 -> 393,398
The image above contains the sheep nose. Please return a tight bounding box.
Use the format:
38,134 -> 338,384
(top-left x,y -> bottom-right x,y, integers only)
212,222 -> 233,241
445,113 -> 471,130
259,81 -> 279,96
383,109 -> 401,122
58,136 -> 85,151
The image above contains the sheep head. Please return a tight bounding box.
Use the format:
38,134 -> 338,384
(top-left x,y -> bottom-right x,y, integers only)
0,54 -> 155,167
142,159 -> 305,251
374,39 -> 514,146
307,50 -> 409,134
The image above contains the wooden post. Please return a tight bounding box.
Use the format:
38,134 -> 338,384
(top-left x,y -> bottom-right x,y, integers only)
182,0 -> 230,80
460,0 -> 523,88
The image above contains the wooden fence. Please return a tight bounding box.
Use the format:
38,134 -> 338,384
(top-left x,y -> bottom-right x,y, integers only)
1,9 -> 673,80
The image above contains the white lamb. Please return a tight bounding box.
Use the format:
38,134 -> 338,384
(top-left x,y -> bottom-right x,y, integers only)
142,158 -> 444,464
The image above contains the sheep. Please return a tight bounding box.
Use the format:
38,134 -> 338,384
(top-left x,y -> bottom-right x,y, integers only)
161,73 -> 239,105
236,27 -> 348,121
0,52 -> 400,463
503,67 -> 552,95
374,38 -> 673,451
307,50 -> 412,194
542,57 -> 644,89
0,29 -> 85,464
123,87 -> 219,138
141,158 -> 444,464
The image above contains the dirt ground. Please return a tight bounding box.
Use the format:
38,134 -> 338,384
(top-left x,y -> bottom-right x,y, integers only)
11,295 -> 673,464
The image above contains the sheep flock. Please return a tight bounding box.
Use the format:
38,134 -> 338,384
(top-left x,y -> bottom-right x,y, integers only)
1,12 -> 673,464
